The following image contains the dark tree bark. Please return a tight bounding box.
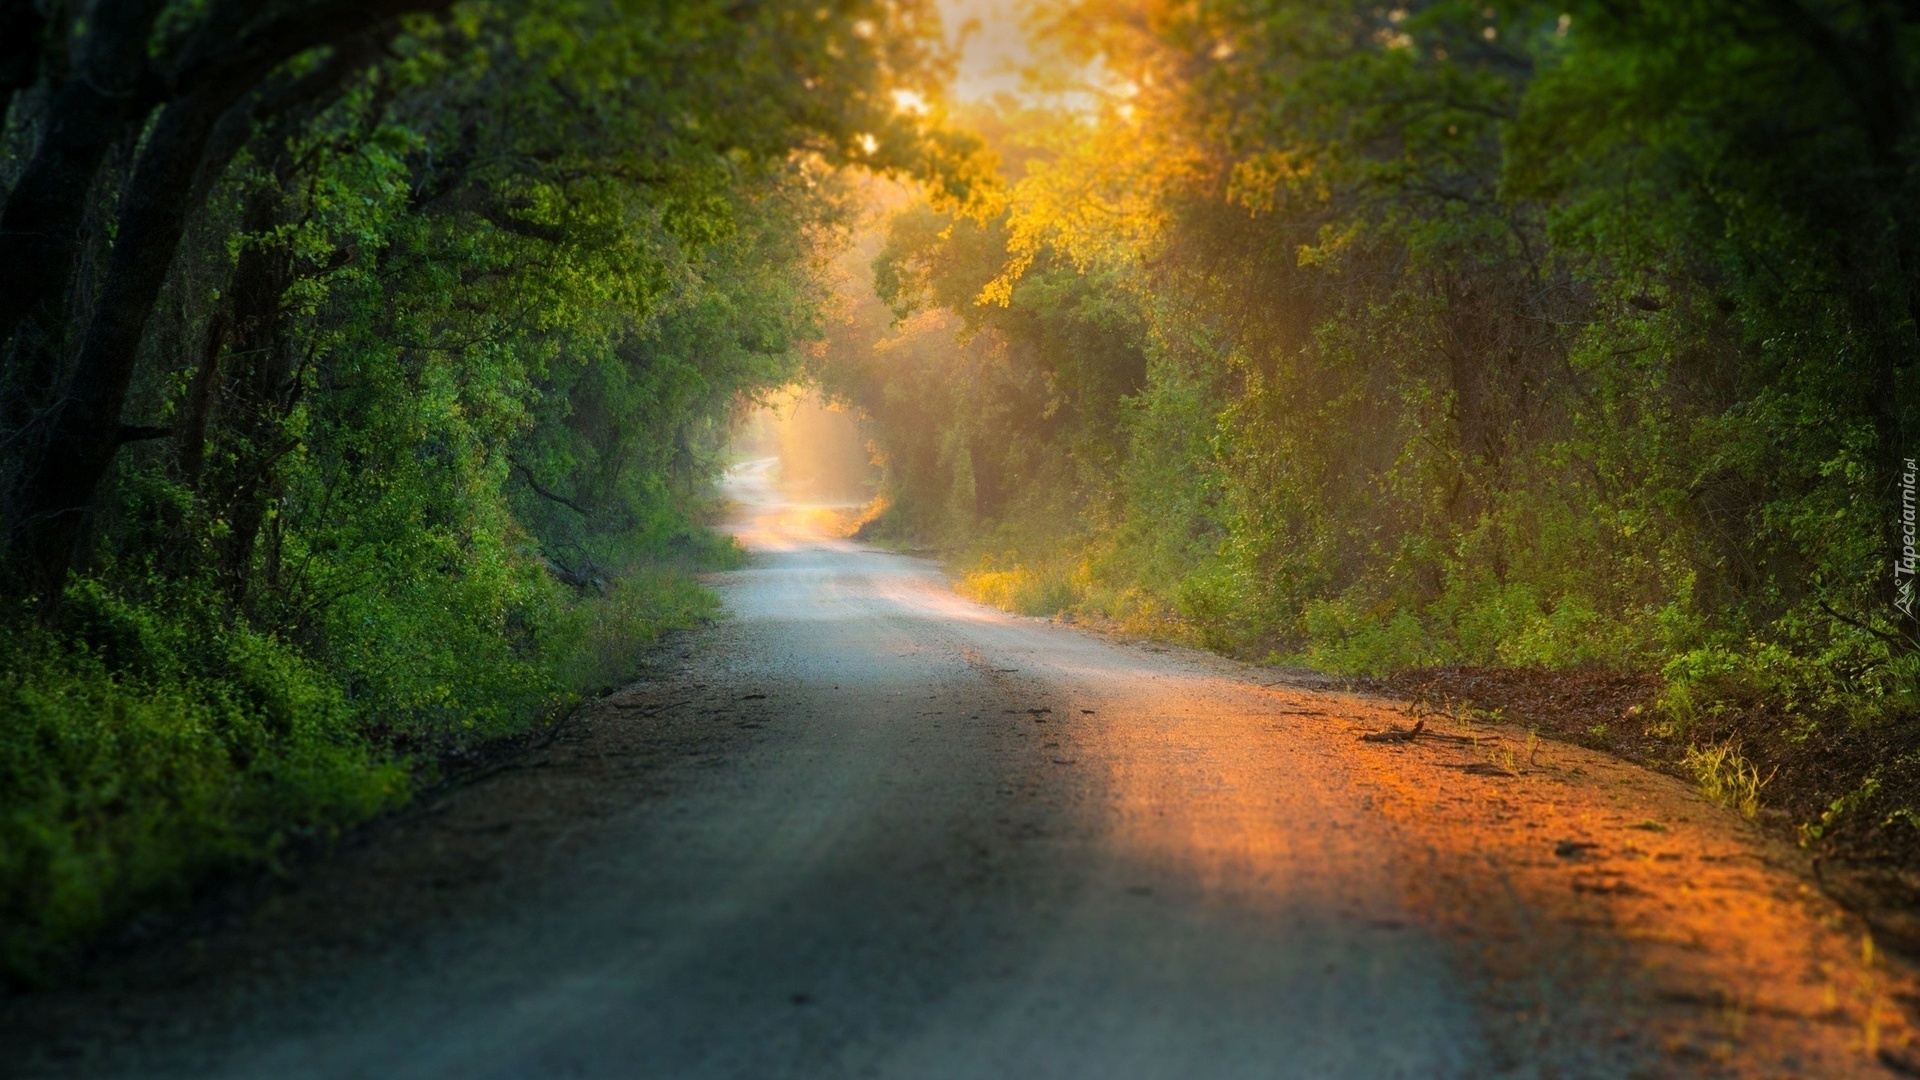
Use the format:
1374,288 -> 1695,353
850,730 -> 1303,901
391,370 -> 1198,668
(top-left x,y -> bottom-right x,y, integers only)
4,0 -> 448,602
10,83 -> 241,598
175,307 -> 228,487
209,181 -> 300,596
0,0 -> 170,364
0,0 -> 48,109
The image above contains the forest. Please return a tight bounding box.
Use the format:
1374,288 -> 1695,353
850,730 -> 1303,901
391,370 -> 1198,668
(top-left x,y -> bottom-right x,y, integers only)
815,0 -> 1920,911
0,0 -> 984,979
4,0 -> 1920,990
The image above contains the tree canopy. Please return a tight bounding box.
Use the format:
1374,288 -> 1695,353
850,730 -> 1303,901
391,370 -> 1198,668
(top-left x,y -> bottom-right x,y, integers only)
0,0 -> 986,980
10,0 -> 1920,983
817,0 -> 1920,877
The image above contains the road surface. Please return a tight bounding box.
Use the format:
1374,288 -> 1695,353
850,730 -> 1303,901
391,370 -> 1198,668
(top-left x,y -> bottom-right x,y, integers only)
4,457 -> 1907,1077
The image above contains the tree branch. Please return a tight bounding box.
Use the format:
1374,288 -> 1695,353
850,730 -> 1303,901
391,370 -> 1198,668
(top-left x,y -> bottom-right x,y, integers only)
1819,600 -> 1915,650
117,424 -> 173,443
189,33 -> 385,211
508,457 -> 591,516
477,201 -> 571,245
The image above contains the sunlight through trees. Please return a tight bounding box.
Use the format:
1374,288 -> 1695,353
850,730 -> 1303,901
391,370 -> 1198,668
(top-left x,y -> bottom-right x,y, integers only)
816,0 -> 1920,893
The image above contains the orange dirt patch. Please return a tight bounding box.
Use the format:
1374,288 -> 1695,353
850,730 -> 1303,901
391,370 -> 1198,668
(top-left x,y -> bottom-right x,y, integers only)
1378,665 -> 1920,980
1306,686 -> 1920,1077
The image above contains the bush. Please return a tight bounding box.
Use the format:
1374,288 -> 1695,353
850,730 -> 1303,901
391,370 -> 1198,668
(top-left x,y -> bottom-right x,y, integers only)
0,608 -> 404,984
1297,599 -> 1436,676
958,558 -> 1080,617
0,526 -> 735,984
550,569 -> 722,694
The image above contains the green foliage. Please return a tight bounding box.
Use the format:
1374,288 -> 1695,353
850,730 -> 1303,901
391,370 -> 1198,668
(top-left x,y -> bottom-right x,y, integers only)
1,0 -> 971,980
820,0 -> 1920,841
548,570 -> 724,696
0,592 -> 405,983
959,557 -> 1080,617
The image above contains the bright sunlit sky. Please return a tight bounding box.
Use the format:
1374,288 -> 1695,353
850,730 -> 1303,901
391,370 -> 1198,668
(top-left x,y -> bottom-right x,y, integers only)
938,0 -> 1041,101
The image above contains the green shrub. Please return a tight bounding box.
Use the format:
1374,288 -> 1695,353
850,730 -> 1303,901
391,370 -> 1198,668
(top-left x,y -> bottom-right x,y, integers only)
959,558 -> 1081,617
550,570 -> 721,694
1298,599 -> 1436,676
0,527 -> 735,983
0,609 -> 404,984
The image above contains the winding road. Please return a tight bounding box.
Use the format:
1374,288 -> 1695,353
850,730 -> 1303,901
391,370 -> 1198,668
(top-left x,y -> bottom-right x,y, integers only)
5,457 -> 1906,1078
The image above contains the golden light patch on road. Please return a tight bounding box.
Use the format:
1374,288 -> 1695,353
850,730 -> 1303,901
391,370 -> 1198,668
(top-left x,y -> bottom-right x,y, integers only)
1339,704 -> 1917,1073
1061,672 -> 1915,1073
1051,675 -> 1388,922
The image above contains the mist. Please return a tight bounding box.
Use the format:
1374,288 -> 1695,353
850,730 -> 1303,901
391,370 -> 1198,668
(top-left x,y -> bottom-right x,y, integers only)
735,389 -> 880,507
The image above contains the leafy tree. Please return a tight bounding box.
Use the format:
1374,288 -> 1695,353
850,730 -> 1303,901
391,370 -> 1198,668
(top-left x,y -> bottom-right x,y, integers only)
824,0 -> 1920,852
0,0 -> 981,980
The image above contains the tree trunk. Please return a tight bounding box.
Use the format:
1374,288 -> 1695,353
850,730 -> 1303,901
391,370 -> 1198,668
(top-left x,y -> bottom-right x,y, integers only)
0,0 -> 169,360
3,2 -> 445,603
8,84 -> 233,600
175,307 -> 228,487
208,181 -> 299,599
0,0 -> 47,110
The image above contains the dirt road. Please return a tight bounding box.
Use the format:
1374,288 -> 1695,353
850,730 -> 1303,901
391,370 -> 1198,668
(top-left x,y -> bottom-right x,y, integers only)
5,459 -> 1911,1078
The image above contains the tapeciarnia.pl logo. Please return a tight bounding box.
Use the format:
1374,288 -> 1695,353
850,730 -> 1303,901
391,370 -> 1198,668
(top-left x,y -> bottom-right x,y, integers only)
1899,457 -> 1918,621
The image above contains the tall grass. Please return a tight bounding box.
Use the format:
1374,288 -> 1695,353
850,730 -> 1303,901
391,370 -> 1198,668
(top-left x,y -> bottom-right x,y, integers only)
549,570 -> 723,695
1682,741 -> 1776,820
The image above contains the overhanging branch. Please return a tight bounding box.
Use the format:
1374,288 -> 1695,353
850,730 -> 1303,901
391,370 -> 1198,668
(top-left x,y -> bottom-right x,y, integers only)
508,456 -> 590,516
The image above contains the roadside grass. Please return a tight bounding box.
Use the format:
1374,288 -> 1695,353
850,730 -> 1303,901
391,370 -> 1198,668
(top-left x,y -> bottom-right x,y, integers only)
550,568 -> 726,697
0,538 -> 733,986
0,604 -> 407,984
1682,741 -> 1775,820
957,561 -> 1078,617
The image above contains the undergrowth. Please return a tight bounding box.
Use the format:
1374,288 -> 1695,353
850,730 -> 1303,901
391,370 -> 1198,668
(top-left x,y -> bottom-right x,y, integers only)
0,537 -> 731,985
1681,741 -> 1775,820
943,527 -> 1920,871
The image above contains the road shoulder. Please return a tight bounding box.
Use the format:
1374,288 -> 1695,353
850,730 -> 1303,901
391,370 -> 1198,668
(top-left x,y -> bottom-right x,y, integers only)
1065,627 -> 1920,1074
